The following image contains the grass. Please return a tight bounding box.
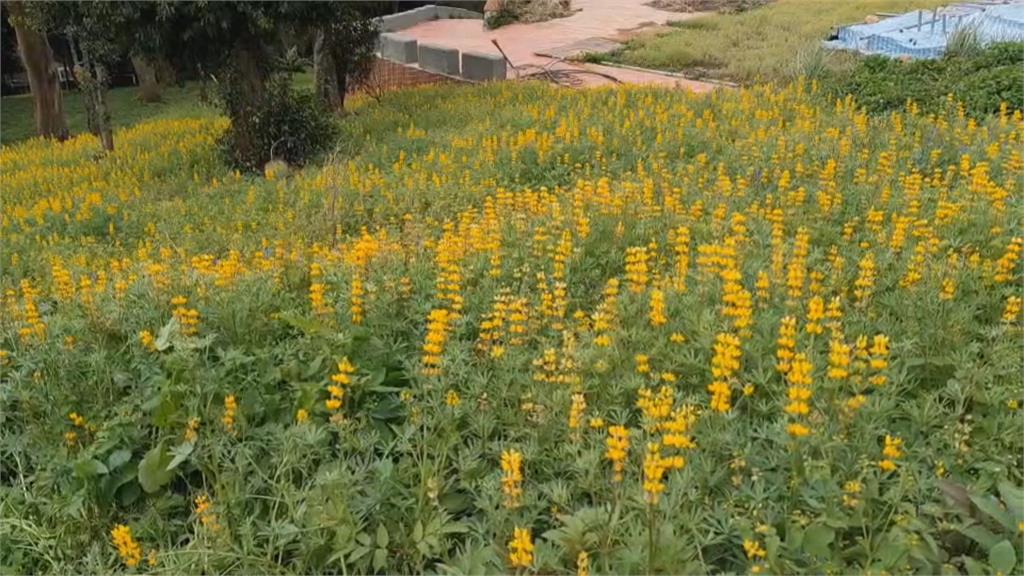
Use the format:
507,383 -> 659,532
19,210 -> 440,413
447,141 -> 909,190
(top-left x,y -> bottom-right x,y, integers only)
0,72 -> 313,146
2,80 -> 1022,574
0,83 -> 216,146
609,0 -> 948,83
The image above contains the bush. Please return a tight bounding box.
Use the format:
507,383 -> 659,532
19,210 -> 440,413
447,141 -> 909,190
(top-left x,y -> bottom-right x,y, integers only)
827,42 -> 1024,116
218,74 -> 338,172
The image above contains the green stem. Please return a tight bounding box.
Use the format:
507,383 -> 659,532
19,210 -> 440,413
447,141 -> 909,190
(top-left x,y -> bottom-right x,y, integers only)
647,504 -> 657,574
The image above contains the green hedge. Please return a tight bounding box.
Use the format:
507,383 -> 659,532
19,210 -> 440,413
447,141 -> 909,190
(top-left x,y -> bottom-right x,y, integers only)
829,42 -> 1024,116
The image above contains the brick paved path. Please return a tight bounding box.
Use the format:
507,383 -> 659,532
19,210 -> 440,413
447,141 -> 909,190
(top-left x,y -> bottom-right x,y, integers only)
400,0 -> 719,91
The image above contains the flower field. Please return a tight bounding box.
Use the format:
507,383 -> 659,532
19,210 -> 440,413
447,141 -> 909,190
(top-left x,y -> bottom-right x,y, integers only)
1,82 -> 1022,574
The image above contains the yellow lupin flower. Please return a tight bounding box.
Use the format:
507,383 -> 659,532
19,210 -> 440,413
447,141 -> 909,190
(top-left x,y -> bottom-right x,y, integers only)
139,330 -> 157,351
879,434 -> 904,472
508,527 -> 534,569
110,524 -> 143,568
184,417 -> 200,442
222,395 -> 237,434
568,392 -> 586,434
501,449 -> 524,509
784,353 -> 813,438
194,493 -> 221,531
605,425 -> 630,482
576,550 -> 590,576
1002,296 -> 1021,323
709,332 -> 741,412
649,288 -> 667,327
445,390 -> 461,408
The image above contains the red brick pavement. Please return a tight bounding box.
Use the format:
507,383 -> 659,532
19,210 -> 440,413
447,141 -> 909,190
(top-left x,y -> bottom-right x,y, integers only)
399,0 -> 719,91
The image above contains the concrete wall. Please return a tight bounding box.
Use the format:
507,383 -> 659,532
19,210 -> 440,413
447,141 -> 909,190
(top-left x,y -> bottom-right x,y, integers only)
379,33 -> 419,64
435,6 -> 484,20
373,5 -> 511,84
461,51 -> 507,81
418,43 -> 461,76
378,4 -> 482,33
378,6 -> 437,32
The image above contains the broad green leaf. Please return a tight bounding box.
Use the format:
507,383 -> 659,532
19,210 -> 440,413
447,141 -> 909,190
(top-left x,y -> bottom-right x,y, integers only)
372,548 -> 388,571
969,493 -> 1016,532
166,442 -> 194,471
106,449 -> 132,470
989,540 -> 1016,574
349,546 -> 371,563
962,555 -> 986,575
802,524 -> 835,557
960,522 -> 1001,549
118,481 -> 142,506
365,367 -> 387,388
997,481 -> 1024,521
138,441 -> 175,493
412,521 -> 423,543
155,317 -> 178,351
376,524 -> 389,548
74,458 -> 108,478
876,538 -> 907,569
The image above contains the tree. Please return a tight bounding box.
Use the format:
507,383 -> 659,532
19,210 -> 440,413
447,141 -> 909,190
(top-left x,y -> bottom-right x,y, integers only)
152,1 -> 379,169
6,0 -> 68,140
316,10 -> 378,112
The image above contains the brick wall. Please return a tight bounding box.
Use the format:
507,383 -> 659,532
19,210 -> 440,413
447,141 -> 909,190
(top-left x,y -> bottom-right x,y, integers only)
351,57 -> 463,97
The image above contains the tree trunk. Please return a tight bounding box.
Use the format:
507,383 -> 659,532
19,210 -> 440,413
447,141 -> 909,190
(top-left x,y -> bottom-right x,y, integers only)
131,54 -> 161,102
75,40 -> 113,152
9,1 -> 68,140
330,46 -> 350,113
92,63 -> 114,152
313,30 -> 342,112
154,57 -> 177,86
226,40 -> 270,169
67,32 -> 100,137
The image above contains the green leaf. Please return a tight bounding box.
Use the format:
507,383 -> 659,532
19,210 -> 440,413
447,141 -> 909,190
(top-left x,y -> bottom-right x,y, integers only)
939,479 -> 973,517
155,317 -> 178,351
802,524 -> 835,557
960,522 -> 1001,549
376,524 -> 389,548
349,545 -> 371,563
106,449 -> 132,470
365,367 -> 387,388
138,441 -> 175,493
962,555 -> 986,575
118,481 -> 142,506
372,548 -> 388,571
989,540 -> 1016,574
969,493 -> 1016,532
166,442 -> 194,471
876,538 -> 907,569
997,481 -> 1024,521
412,521 -> 423,543
74,458 -> 109,478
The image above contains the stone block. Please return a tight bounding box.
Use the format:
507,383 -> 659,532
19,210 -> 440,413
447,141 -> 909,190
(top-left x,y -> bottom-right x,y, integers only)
379,33 -> 419,64
461,50 -> 506,81
418,43 -> 460,76
378,5 -> 438,32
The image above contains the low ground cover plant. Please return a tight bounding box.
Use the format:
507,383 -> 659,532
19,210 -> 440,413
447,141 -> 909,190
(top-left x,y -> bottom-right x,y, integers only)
1,81 -> 1021,574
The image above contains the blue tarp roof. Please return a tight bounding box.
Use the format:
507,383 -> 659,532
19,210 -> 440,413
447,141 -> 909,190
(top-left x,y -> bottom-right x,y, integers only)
825,2 -> 1024,59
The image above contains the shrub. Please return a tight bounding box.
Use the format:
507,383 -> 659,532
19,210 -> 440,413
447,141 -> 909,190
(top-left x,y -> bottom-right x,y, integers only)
828,42 -> 1024,116
218,74 -> 338,172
